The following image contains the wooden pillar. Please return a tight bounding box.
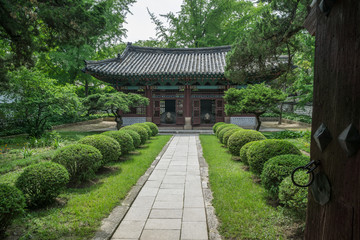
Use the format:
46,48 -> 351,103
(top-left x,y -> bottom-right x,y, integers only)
305,1 -> 360,239
184,85 -> 192,129
145,86 -> 152,122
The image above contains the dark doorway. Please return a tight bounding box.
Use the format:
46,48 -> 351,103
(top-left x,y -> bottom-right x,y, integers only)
200,100 -> 215,124
160,100 -> 176,124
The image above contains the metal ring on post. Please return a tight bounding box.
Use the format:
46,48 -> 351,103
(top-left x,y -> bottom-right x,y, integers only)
291,166 -> 315,187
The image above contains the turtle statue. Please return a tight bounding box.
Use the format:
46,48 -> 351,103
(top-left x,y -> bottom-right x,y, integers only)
203,113 -> 211,123
165,112 -> 174,123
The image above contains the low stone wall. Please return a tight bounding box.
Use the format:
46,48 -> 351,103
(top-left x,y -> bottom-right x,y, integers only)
122,117 -> 146,126
230,116 -> 257,128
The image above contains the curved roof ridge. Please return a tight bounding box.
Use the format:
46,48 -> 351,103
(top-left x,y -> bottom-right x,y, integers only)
126,43 -> 231,54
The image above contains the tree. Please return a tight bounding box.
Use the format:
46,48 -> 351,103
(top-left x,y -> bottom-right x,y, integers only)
83,92 -> 149,129
0,0 -> 135,90
225,0 -> 311,83
224,83 -> 286,131
1,68 -> 82,138
0,0 -> 134,66
148,0 -> 256,48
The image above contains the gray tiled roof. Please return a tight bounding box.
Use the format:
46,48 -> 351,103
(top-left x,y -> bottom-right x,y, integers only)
84,43 -> 231,77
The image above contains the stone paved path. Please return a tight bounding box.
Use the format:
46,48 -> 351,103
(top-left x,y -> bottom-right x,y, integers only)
111,135 -> 209,240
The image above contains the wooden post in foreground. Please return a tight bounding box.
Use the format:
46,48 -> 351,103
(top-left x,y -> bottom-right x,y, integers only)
305,1 -> 360,239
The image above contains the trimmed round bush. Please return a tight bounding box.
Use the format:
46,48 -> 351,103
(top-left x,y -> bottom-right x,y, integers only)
133,123 -> 152,138
239,141 -> 258,164
122,125 -> 148,144
261,154 -> 309,198
247,139 -> 301,175
223,128 -> 243,147
216,124 -> 238,137
0,184 -> 26,235
53,144 -> 102,183
120,129 -> 141,148
213,122 -> 226,133
228,130 -> 266,156
15,162 -> 69,207
223,127 -> 242,147
218,126 -> 241,144
144,122 -> 158,136
279,171 -> 308,212
78,135 -> 121,163
102,131 -> 134,155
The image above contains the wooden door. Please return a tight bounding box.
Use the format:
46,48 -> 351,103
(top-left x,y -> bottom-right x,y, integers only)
176,99 -> 185,125
192,99 -> 201,125
215,99 -> 224,122
153,100 -> 160,124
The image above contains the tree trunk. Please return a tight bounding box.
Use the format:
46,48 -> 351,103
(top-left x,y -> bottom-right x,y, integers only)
278,102 -> 283,125
115,115 -> 123,130
85,79 -> 89,97
305,1 -> 360,239
255,114 -> 261,131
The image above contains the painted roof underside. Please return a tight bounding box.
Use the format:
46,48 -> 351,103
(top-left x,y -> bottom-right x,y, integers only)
84,43 -> 232,78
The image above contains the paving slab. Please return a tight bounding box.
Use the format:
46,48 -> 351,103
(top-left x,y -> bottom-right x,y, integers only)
108,135 -> 220,240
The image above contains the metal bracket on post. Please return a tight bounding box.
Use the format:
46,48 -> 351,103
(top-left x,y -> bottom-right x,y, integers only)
291,160 -> 331,206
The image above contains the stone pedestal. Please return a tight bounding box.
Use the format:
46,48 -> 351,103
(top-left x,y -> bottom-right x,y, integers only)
184,117 -> 192,130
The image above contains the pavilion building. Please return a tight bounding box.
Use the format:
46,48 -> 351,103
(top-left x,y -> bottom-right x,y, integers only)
84,43 -> 259,129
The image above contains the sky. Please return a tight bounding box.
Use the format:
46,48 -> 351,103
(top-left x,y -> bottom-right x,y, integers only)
123,0 -> 183,43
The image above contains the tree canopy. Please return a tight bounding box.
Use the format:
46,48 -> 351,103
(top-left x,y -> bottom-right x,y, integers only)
148,0 -> 256,48
225,0 -> 312,84
1,68 -> 81,137
0,0 -> 134,92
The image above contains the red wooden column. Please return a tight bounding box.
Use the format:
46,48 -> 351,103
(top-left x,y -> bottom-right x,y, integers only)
305,1 -> 360,239
145,86 -> 152,122
184,85 -> 192,129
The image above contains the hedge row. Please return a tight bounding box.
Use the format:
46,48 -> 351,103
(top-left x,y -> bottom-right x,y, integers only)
0,122 -> 159,235
213,122 -> 309,213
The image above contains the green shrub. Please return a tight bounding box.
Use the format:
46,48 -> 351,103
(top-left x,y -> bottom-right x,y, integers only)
213,122 -> 226,133
133,123 -> 152,138
239,141 -> 258,164
261,154 -> 309,198
53,144 -> 102,183
144,122 -> 159,136
216,124 -> 238,137
78,134 -> 121,163
0,184 -> 26,235
228,130 -> 266,156
102,131 -> 134,155
223,128 -> 243,147
279,171 -> 308,212
120,129 -> 141,148
247,139 -> 301,175
218,126 -> 241,144
267,130 -> 311,140
15,162 -> 69,207
122,125 -> 148,144
261,112 -> 312,124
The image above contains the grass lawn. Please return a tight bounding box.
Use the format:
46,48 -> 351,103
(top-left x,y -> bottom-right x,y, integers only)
0,132 -> 96,176
2,133 -> 171,240
200,135 -> 304,240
